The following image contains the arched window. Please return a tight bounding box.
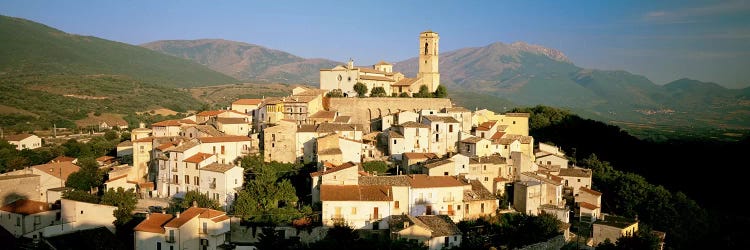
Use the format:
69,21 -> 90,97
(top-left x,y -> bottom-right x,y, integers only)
424,43 -> 429,55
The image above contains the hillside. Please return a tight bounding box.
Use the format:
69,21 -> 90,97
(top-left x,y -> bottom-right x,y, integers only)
0,15 -> 238,131
393,41 -> 750,133
142,39 -> 339,84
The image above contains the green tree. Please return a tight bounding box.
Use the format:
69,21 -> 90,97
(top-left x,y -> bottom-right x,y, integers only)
398,92 -> 410,97
353,82 -> 368,97
62,189 -> 100,203
326,89 -> 344,98
362,161 -> 388,175
104,130 -> 118,141
174,190 -> 222,211
433,85 -> 447,98
370,87 -> 387,97
100,187 -> 138,226
413,85 -> 430,98
65,158 -> 104,192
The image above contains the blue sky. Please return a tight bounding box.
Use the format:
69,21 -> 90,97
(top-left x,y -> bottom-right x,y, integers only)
2,0 -> 749,88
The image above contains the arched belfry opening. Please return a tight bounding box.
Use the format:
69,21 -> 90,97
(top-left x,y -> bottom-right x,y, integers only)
424,43 -> 429,55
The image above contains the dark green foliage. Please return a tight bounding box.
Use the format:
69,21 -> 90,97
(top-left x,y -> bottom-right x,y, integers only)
370,87 -> 387,97
171,190 -> 222,211
413,85 -> 431,98
326,89 -> 344,98
353,82 -> 368,97
362,161 -> 388,175
0,140 -> 61,172
62,189 -> 100,203
433,85 -> 448,98
65,157 -> 105,192
100,187 -> 138,226
398,92 -> 410,97
302,224 -> 428,250
456,213 -> 562,249
594,227 -> 661,250
104,130 -> 118,141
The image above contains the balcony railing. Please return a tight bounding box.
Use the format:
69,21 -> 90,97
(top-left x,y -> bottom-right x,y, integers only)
165,236 -> 175,243
438,210 -> 456,216
370,213 -> 382,220
442,196 -> 455,202
415,198 -> 430,205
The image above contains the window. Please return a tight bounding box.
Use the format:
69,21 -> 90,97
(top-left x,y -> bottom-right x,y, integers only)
484,177 -> 489,181
435,134 -> 439,142
157,242 -> 161,250
513,121 -> 516,124
444,172 -> 449,176
425,43 -> 429,55
203,222 -> 208,234
173,175 -> 178,184
221,146 -> 225,154
351,207 -> 357,215
393,140 -> 397,145
457,205 -> 461,210
444,237 -> 449,247
449,125 -> 453,132
481,132 -> 485,137
578,178 -> 581,182
435,124 -> 440,132
185,175 -> 190,184
16,217 -> 20,226
195,176 -> 200,185
213,146 -> 216,154
394,201 -> 399,209
483,165 -> 487,170
481,203 -> 485,213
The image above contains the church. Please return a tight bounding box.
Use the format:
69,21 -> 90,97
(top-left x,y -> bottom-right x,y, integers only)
319,30 -> 440,97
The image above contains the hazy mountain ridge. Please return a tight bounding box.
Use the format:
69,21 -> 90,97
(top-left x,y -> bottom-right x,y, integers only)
142,39 -> 339,84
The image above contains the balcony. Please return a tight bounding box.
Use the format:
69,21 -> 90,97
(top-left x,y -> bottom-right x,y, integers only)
171,167 -> 178,172
370,213 -> 382,220
438,210 -> 456,216
165,236 -> 175,243
415,198 -> 430,205
442,196 -> 455,202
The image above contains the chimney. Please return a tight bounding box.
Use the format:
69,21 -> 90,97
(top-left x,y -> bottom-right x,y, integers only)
193,200 -> 198,208
176,212 -> 180,218
146,213 -> 150,219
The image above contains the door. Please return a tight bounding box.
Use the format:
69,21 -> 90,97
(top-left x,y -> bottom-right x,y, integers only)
373,207 -> 379,220
426,205 -> 432,215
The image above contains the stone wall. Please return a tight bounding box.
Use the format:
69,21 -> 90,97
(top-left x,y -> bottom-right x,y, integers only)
328,98 -> 453,132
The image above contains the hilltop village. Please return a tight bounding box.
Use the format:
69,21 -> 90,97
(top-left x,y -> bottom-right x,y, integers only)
0,31 -> 652,250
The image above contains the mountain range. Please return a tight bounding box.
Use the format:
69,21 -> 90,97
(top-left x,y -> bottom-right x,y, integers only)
0,15 -> 747,137
144,38 -> 750,132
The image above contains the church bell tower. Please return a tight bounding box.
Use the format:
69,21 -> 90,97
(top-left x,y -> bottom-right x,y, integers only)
418,30 -> 440,92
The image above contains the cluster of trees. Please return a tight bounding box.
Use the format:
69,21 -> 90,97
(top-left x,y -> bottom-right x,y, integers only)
255,225 -> 427,250
339,83 -> 448,98
232,154 -> 314,226
454,213 -> 562,249
512,105 -> 750,248
62,187 -> 137,226
170,190 -> 222,212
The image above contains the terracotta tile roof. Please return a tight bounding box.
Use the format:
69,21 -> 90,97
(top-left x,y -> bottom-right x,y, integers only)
317,148 -> 342,155
105,174 -> 127,183
156,142 -> 176,151
443,107 -> 471,113
199,209 -> 225,219
319,185 -> 393,201
399,121 -> 430,128
490,132 -> 506,140
192,125 -> 225,137
165,207 -> 205,228
0,174 -> 39,181
521,172 -> 562,185
358,176 -> 411,186
297,124 -> 318,133
494,177 -> 509,182
407,175 -> 464,188
211,215 -> 230,222
151,120 -> 183,127
316,123 -> 364,133
423,159 -> 453,169
505,113 -> 530,117
31,162 -> 80,181
469,155 -> 506,164
375,61 -> 392,66
232,99 -> 263,105
200,163 -> 236,173
309,110 -> 337,119
197,110 -> 227,117
134,213 -> 174,233
388,130 -> 404,139
333,116 -> 351,123
116,141 -> 133,147
416,215 -> 462,237
198,136 -> 251,143
166,141 -> 199,153
389,215 -> 431,232
4,133 -> 35,141
357,67 -> 387,74
133,136 -> 155,143
464,180 -> 496,201
402,152 -> 438,160
392,77 -> 419,86
183,153 -> 214,164
422,115 -> 460,123
0,199 -> 52,215
460,137 -> 484,144
476,121 -> 497,131
310,162 -> 357,177
580,187 -> 602,196
558,168 -> 592,178
138,182 -> 154,190
49,155 -> 76,163
578,202 -> 599,210
216,117 -> 247,124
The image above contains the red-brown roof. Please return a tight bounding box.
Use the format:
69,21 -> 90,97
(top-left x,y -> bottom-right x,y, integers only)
580,187 -> 602,196
211,215 -> 230,222
407,175 -> 465,188
156,142 -> 175,151
402,152 -> 439,160
151,120 -> 183,127
0,199 -> 52,215
183,153 -> 214,164
320,185 -> 393,201
490,132 -> 506,140
197,110 -> 226,117
494,177 -> 509,182
579,202 -> 599,210
96,156 -> 115,162
164,207 -> 225,228
134,213 -> 174,233
105,174 -> 127,183
49,155 -> 76,163
138,182 -> 155,190
310,162 -> 357,177
476,121 -> 497,131
232,99 -> 263,105
31,162 -> 80,181
198,136 -> 251,143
